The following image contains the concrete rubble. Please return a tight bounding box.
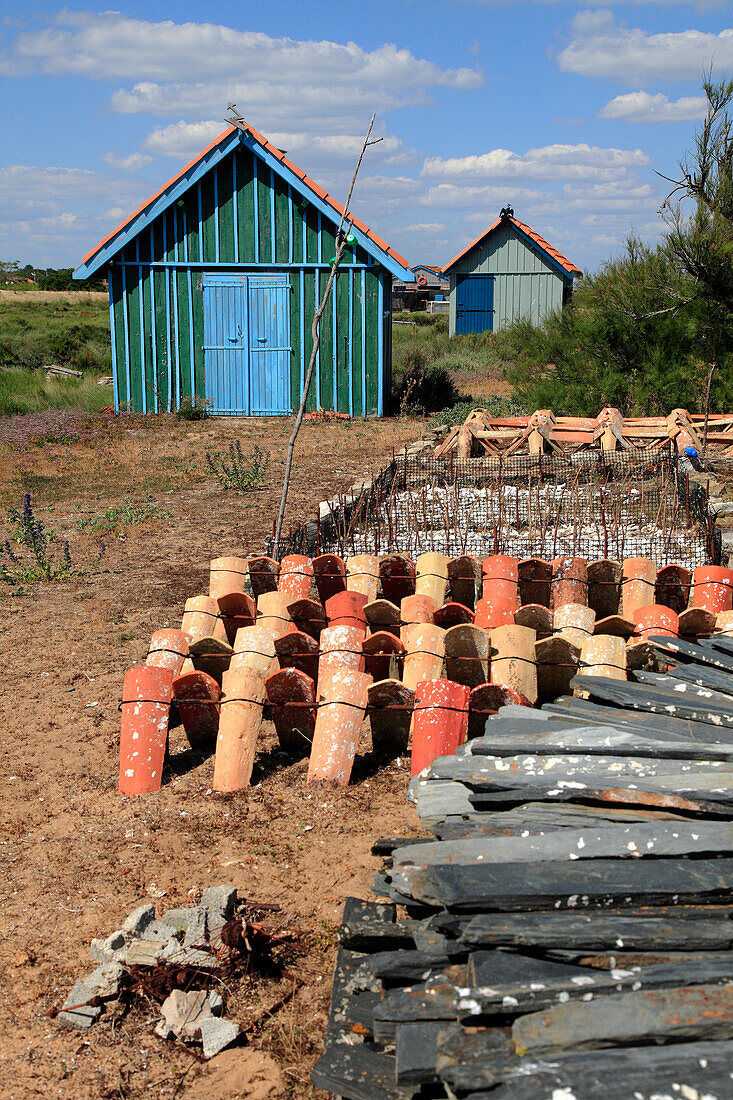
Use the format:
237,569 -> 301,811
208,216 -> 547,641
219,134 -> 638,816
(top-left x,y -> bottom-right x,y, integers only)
58,885 -> 242,1058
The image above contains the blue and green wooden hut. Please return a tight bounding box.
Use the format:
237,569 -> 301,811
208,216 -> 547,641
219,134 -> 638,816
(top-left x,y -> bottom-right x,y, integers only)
74,120 -> 413,416
443,210 -> 581,336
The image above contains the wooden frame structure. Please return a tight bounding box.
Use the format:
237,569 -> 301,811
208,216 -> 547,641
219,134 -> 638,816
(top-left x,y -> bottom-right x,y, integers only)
435,406 -> 733,459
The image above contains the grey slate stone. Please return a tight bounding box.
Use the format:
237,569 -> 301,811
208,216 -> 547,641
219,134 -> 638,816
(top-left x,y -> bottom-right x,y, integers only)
159,905 -> 207,946
121,903 -> 156,938
199,1016 -> 241,1058
57,962 -> 124,1030
125,938 -> 169,966
201,885 -> 237,939
155,988 -> 213,1041
160,940 -> 221,970
512,981 -> 733,1055
89,930 -> 125,963
57,978 -> 103,1029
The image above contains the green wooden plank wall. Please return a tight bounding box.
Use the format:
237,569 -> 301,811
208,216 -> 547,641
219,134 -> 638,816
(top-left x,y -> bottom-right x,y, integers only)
110,144 -> 387,415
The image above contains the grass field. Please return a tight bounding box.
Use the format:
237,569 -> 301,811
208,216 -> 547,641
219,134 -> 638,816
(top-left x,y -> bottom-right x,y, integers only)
0,292 -> 112,416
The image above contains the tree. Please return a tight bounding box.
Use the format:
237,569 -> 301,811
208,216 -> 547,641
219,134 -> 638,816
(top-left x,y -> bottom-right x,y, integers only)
501,77 -> 733,417
0,260 -> 21,283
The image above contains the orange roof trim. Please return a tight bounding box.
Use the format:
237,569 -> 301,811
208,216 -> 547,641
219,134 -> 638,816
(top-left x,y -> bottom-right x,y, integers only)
81,120 -> 411,273
442,216 -> 581,277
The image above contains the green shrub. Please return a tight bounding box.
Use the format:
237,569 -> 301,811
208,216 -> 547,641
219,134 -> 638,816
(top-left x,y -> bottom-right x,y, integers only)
176,397 -> 210,421
392,352 -> 461,415
430,396 -> 526,427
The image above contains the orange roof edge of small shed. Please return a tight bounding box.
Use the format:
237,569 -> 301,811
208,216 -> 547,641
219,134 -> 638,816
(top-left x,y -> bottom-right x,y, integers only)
442,216 -> 581,277
80,119 -> 411,275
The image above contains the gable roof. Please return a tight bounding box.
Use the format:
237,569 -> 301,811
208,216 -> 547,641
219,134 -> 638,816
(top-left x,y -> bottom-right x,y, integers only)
442,215 -> 581,278
75,120 -> 413,280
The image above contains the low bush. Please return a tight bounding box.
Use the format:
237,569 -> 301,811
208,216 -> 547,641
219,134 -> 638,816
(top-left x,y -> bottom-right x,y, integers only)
430,396 -> 526,427
176,397 -> 210,421
206,441 -> 269,492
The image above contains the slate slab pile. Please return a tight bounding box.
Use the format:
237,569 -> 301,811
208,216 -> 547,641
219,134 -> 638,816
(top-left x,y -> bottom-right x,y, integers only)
312,634 -> 733,1098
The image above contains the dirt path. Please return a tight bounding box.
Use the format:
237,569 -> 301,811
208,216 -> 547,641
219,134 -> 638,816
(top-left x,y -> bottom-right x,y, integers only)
0,414 -> 425,1098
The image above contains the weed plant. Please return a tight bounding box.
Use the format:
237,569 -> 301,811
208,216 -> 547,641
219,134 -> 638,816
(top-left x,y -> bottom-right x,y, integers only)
75,498 -> 171,534
2,493 -> 105,582
206,441 -> 269,492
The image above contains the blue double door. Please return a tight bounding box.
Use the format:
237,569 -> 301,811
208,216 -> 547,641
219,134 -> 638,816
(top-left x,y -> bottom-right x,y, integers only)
203,273 -> 291,415
455,273 -> 495,334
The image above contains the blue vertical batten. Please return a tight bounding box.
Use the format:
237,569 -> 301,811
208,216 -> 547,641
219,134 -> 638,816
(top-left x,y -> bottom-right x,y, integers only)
122,265 -> 131,410
149,226 -> 158,412
174,208 -> 179,263
172,270 -> 181,409
348,269 -> 354,416
360,269 -> 366,415
269,167 -> 276,263
232,155 -> 239,263
332,274 -> 337,413
163,216 -> 172,410
213,165 -> 220,263
299,268 -> 305,401
184,211 -> 195,400
136,238 -> 147,414
253,157 -> 259,264
314,270 -> 321,410
287,185 -> 293,264
301,206 -> 307,264
108,271 -> 119,412
317,212 -> 322,263
377,270 -> 384,416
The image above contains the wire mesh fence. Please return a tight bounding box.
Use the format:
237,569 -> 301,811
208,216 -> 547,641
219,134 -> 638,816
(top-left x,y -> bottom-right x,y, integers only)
276,446 -> 718,567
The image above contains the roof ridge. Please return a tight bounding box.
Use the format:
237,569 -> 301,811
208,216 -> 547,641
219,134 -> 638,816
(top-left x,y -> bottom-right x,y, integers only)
442,215 -> 581,277
79,118 -> 411,274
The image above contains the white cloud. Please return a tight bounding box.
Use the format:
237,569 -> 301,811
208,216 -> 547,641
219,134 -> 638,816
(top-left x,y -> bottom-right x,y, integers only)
557,10 -> 733,83
0,11 -> 481,136
0,10 -> 479,86
139,119 -> 416,167
598,91 -> 708,122
0,165 -> 145,213
0,165 -> 149,264
140,120 -> 226,160
101,151 -> 154,172
421,143 -> 650,182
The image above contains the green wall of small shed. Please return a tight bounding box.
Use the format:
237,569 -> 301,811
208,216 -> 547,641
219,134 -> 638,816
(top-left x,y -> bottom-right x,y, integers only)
109,142 -> 387,416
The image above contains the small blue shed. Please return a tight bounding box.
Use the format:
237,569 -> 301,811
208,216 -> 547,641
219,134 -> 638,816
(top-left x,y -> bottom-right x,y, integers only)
443,210 -> 581,336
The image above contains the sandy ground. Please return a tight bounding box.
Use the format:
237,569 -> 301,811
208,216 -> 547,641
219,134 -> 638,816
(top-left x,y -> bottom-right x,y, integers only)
0,413 -> 425,1098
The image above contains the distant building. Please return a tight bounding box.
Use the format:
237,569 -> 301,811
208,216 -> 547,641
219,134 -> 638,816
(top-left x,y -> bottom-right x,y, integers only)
74,119 -> 412,416
443,210 -> 581,336
393,265 -> 450,312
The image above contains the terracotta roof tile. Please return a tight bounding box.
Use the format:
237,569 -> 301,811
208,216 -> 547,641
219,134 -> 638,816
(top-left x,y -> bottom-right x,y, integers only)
80,119 -> 411,273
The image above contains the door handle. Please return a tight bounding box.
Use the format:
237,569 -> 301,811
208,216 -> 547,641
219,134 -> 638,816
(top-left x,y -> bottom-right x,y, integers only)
257,336 -> 267,343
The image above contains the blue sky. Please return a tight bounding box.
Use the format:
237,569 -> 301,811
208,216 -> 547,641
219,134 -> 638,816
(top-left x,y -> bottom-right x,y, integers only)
2,1 -> 732,273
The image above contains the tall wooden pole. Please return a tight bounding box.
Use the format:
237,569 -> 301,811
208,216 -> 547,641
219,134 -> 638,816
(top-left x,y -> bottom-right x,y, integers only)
272,114 -> 378,558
